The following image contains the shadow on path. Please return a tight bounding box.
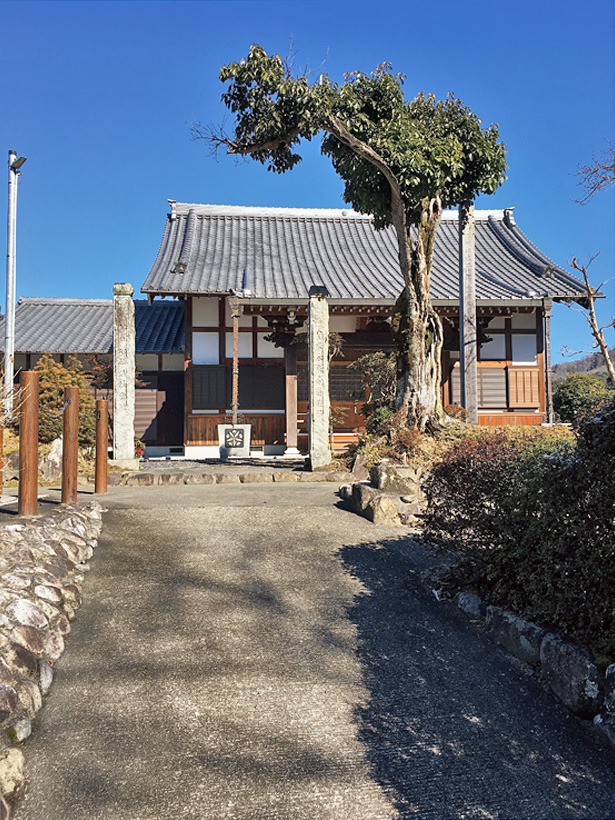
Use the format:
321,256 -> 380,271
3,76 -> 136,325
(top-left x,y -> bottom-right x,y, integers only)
340,537 -> 615,820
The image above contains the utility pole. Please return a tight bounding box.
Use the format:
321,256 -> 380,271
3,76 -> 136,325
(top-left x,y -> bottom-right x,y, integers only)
5,150 -> 27,413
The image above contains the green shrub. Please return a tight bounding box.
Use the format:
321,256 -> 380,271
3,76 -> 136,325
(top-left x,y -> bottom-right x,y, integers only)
34,353 -> 96,446
422,412 -> 615,659
553,373 -> 611,426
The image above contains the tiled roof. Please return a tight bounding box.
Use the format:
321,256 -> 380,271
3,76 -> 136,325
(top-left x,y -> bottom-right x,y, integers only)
0,298 -> 184,354
141,202 -> 587,303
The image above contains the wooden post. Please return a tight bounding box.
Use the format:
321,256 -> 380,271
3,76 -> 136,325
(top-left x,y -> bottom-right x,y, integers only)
284,342 -> 299,454
229,296 -> 240,426
18,371 -> 38,516
95,399 -> 108,494
61,385 -> 79,504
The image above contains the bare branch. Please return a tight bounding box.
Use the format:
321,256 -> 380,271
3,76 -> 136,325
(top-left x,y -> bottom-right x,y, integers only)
565,255 -> 615,384
573,141 -> 615,204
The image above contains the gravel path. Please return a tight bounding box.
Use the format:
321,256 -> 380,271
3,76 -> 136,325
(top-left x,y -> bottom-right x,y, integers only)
14,483 -> 615,819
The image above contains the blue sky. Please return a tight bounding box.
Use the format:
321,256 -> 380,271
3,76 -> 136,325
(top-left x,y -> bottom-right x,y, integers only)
1,0 -> 613,362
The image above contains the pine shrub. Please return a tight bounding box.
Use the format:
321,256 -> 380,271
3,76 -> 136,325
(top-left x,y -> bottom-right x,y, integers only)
34,353 -> 96,446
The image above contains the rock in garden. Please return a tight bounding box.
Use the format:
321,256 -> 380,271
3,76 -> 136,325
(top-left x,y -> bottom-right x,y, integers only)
365,495 -> 401,526
351,482 -> 378,513
351,453 -> 370,481
6,715 -> 31,742
0,685 -> 18,722
0,748 -> 25,800
2,642 -> 38,679
594,714 -> 615,748
540,633 -> 603,718
38,659 -> 53,696
10,627 -> 46,658
33,585 -> 62,604
15,679 -> 42,718
7,600 -> 48,630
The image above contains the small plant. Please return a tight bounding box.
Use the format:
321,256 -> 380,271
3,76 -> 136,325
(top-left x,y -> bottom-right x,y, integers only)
134,437 -> 145,457
444,403 -> 468,422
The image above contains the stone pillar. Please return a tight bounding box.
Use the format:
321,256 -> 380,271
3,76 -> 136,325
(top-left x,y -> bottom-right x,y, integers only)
112,283 -> 137,465
284,341 -> 300,456
459,202 -> 478,424
307,286 -> 331,470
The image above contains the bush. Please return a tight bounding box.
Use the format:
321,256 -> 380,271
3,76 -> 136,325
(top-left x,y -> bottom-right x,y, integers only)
34,353 -> 96,446
422,413 -> 615,659
553,373 -> 611,426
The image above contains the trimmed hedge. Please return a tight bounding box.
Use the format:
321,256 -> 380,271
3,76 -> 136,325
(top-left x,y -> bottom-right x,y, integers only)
422,407 -> 615,659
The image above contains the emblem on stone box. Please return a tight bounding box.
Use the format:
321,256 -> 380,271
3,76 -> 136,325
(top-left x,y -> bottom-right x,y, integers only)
225,428 -> 245,448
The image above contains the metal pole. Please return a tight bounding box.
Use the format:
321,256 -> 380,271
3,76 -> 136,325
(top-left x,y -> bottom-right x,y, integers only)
4,151 -> 26,414
18,370 -> 38,516
95,399 -> 108,494
61,385 -> 79,503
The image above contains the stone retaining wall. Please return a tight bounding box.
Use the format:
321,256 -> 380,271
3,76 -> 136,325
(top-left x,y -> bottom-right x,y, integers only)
454,591 -> 615,750
0,501 -> 104,818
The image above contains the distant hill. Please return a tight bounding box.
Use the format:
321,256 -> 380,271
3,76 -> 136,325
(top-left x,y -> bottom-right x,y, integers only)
552,348 -> 615,385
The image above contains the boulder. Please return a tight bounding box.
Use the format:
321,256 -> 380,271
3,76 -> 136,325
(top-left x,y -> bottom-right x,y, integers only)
214,473 -> 240,484
539,633 -> 603,717
365,495 -> 401,526
370,461 -> 417,494
604,664 -> 615,714
39,438 -> 63,483
351,453 -> 370,482
351,483 -> 379,514
485,607 -> 545,665
122,472 -> 154,486
0,685 -> 18,723
593,714 -> 615,748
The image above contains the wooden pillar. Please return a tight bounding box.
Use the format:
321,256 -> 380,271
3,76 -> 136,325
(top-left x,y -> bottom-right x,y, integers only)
459,202 -> 478,424
62,385 -> 79,504
95,399 -> 108,494
284,341 -> 299,455
543,300 -> 554,423
18,371 -> 38,516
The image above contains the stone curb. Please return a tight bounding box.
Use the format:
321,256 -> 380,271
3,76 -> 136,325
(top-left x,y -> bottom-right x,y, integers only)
120,469 -> 355,487
445,588 -> 615,751
0,501 -> 104,817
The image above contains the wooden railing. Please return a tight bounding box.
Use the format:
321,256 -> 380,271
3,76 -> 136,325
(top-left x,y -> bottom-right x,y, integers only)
186,413 -> 285,446
507,367 -> 541,408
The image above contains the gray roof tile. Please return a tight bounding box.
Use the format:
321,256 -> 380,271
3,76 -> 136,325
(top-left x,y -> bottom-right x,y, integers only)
0,298 -> 184,354
142,203 -> 587,303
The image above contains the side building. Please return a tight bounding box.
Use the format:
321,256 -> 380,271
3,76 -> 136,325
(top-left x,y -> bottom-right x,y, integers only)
0,297 -> 185,455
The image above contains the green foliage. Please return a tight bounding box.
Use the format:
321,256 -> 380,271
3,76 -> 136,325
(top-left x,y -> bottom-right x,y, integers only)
216,45 -> 507,228
348,351 -> 396,412
423,411 -> 615,658
553,373 -> 611,426
34,353 -> 96,446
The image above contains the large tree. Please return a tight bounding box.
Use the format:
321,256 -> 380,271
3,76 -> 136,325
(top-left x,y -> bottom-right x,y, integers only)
195,45 -> 507,430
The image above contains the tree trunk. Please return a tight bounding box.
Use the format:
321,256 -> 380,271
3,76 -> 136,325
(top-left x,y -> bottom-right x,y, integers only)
392,198 -> 446,432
